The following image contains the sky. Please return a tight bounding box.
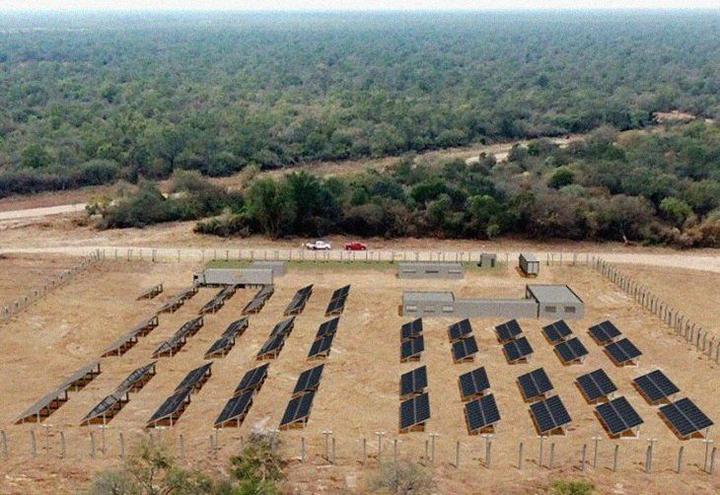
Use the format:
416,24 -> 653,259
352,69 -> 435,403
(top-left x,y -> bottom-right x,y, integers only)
3,0 -> 719,11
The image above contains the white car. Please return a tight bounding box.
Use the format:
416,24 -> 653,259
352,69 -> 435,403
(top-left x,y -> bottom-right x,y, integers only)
304,240 -> 332,250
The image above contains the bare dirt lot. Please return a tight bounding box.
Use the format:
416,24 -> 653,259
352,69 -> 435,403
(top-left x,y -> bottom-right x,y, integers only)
0,257 -> 719,494
0,254 -> 77,305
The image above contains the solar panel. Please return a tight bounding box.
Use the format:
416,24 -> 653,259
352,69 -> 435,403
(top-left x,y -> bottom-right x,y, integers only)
153,317 -> 204,358
270,317 -> 295,338
633,369 -> 680,404
448,319 -> 473,342
596,396 -> 643,436
401,335 -> 425,362
257,334 -> 286,359
399,392 -> 431,432
215,389 -> 255,428
284,285 -> 314,316
589,320 -> 622,344
530,395 -> 572,434
293,364 -> 325,396
518,368 -> 554,401
401,319 -> 423,341
576,369 -> 617,402
234,364 -> 269,395
503,336 -> 533,363
458,367 -> 490,401
242,285 -> 275,314
452,336 -> 479,362
495,319 -> 523,342
82,363 -> 156,425
326,285 -> 351,316
102,316 -> 160,357
542,320 -> 573,344
205,318 -> 249,358
279,390 -> 316,429
605,338 -> 642,365
400,366 -> 428,398
659,398 -> 714,438
147,387 -> 192,427
316,317 -> 340,339
465,394 -> 501,433
175,363 -> 213,393
554,337 -> 589,364
308,333 -> 335,360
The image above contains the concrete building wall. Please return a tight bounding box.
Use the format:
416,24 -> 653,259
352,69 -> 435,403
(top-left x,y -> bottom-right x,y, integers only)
453,299 -> 539,318
519,253 -> 540,276
537,301 -> 584,320
397,262 -> 464,279
194,268 -> 274,287
479,253 -> 497,268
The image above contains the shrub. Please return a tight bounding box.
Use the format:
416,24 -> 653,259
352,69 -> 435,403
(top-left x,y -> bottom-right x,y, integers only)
230,432 -> 284,485
367,460 -> 435,495
549,479 -> 595,495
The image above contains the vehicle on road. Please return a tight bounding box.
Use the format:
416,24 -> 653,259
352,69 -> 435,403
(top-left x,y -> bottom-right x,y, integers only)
304,240 -> 332,250
344,242 -> 367,251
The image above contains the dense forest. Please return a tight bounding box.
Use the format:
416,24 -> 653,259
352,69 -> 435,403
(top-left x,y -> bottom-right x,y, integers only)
2,11 -> 720,199
97,123 -> 720,247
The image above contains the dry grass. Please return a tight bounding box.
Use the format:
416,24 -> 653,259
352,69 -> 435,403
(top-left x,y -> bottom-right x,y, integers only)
0,258 -> 719,494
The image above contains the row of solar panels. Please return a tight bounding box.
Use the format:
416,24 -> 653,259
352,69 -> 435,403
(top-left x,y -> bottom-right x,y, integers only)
147,363 -> 213,427
157,286 -> 199,314
449,319 -> 479,363
242,285 -> 275,314
325,285 -> 350,316
153,316 -> 205,358
401,318 -> 425,362
284,285 -> 314,316
199,286 -> 237,315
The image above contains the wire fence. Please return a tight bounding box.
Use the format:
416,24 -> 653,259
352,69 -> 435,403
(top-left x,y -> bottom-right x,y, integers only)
0,250 -> 102,322
591,257 -> 719,363
0,427 -> 716,477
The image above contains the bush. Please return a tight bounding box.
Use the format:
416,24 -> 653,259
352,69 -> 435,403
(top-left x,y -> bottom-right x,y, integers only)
549,479 -> 595,495
230,432 -> 284,485
367,460 -> 435,495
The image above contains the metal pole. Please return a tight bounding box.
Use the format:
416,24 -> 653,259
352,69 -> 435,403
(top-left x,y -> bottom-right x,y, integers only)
430,433 -> 438,464
323,431 -> 332,461
455,440 -> 460,468
1,430 -> 8,458
362,437 -> 367,464
31,430 -> 37,458
710,447 -> 717,475
179,434 -> 185,459
592,436 -> 600,469
393,439 -> 398,464
331,436 -> 336,464
375,432 -> 385,460
703,439 -> 714,473
518,442 -> 524,470
60,431 -> 66,459
119,432 -> 125,459
676,445 -> 684,473
581,444 -> 586,472
301,437 -> 306,463
483,434 -> 493,468
43,425 -> 50,455
538,436 -> 544,468
549,442 -> 555,469
90,431 -> 96,459
612,444 -> 619,472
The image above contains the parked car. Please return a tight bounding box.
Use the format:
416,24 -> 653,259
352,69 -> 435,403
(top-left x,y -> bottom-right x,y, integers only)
344,241 -> 367,251
304,240 -> 332,250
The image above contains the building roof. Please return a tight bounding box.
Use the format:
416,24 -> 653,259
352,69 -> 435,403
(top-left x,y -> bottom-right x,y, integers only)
398,262 -> 463,268
520,253 -> 539,262
526,285 -> 583,304
403,291 -> 455,304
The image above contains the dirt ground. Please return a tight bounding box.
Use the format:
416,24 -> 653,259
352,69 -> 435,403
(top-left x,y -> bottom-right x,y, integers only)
0,257 -> 719,494
0,254 -> 77,305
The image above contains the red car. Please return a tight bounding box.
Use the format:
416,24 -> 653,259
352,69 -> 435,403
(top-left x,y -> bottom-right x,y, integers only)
344,241 -> 367,251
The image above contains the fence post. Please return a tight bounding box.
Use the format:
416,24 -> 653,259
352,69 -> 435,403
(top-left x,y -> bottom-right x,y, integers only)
580,443 -> 586,472
455,440 -> 460,468
613,444 -> 619,472
301,437 -> 306,463
1,431 -> 7,458
549,442 -> 555,469
60,431 -> 66,459
362,437 -> 367,465
518,441 -> 524,470
592,436 -> 600,469
90,431 -> 96,459
676,445 -> 684,473
710,447 -> 717,475
430,433 -> 438,464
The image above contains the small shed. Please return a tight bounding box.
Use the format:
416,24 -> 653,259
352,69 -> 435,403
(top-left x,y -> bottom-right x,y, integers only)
526,284 -> 584,320
398,262 -> 464,279
402,291 -> 456,317
478,253 -> 497,268
519,253 -> 540,277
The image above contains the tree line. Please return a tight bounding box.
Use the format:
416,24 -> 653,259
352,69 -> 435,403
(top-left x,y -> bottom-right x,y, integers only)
2,12 -> 720,197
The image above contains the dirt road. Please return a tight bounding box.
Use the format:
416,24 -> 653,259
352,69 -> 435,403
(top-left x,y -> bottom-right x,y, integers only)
0,203 -> 86,222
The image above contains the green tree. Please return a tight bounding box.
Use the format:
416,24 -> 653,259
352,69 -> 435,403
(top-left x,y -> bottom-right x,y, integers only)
20,144 -> 51,169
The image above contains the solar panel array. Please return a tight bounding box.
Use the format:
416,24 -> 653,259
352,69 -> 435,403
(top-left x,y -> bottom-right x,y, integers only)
595,396 -> 643,436
205,318 -> 249,358
16,361 -> 102,424
199,285 -> 237,315
308,317 -> 340,360
518,368 -> 553,401
400,392 -> 431,432
81,362 -> 157,425
452,336 -> 478,362
153,316 -> 205,358
542,320 -> 573,344
495,319 -> 523,343
102,315 -> 160,357
576,369 -> 617,403
284,285 -> 314,316
400,366 -> 427,399
605,338 -> 642,366
402,335 -> 425,362
158,286 -> 198,314
242,285 -> 275,314
326,285 -> 351,316
137,283 -> 163,300
458,367 -> 490,401
257,317 -> 295,360
465,394 -> 501,434
588,320 -> 621,345
280,364 -> 326,429
216,364 -> 270,428
554,337 -> 589,364
633,369 -> 679,404
659,398 -> 714,439
401,319 -> 423,341
147,362 -> 213,427
503,336 -> 533,363
448,319 -> 473,342
530,395 -> 572,434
